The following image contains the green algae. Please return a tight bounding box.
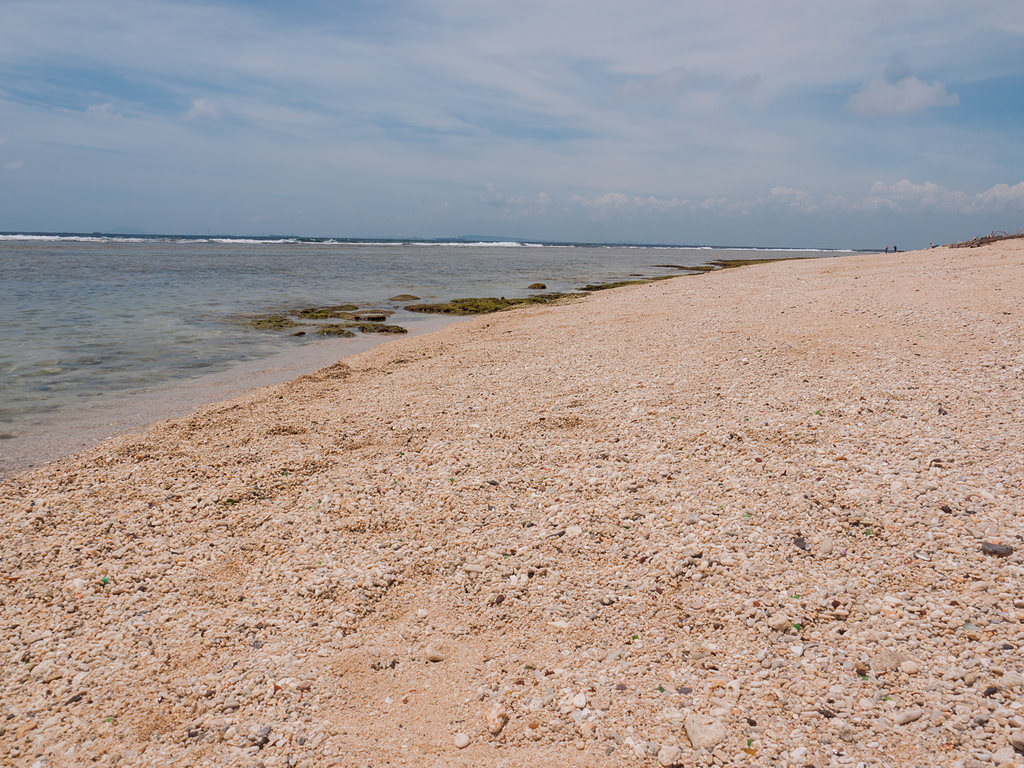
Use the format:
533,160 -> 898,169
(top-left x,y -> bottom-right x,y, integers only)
528,282 -> 547,290
652,263 -> 716,272
709,258 -> 783,269
346,322 -> 407,334
298,305 -> 358,319
580,275 -> 674,291
405,293 -> 579,315
249,315 -> 306,331
316,324 -> 356,337
351,310 -> 394,322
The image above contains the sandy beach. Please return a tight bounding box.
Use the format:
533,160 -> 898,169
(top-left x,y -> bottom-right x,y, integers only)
2,241 -> 1023,767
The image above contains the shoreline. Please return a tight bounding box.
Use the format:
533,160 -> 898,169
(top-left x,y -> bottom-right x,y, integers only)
0,252 -> 834,479
0,313 -> 463,478
2,242 -> 1023,767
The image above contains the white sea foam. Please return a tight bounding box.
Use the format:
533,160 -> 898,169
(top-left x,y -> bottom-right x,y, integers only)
0,234 -> 147,243
0,233 -> 857,252
208,238 -> 302,244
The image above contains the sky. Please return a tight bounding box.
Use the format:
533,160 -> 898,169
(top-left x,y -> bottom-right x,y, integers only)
1,1 -> 1023,248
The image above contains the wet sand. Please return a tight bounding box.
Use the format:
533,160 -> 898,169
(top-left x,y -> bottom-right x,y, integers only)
0,314 -> 461,477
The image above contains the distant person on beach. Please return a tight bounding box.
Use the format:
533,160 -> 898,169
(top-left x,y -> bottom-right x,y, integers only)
885,246 -> 889,253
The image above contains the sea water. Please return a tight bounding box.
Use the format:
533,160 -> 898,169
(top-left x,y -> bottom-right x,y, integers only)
0,235 -> 848,473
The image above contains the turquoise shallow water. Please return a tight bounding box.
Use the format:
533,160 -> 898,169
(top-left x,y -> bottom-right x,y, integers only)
0,235 -> 847,472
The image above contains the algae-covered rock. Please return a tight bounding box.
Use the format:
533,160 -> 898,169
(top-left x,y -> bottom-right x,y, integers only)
388,294 -> 420,302
528,282 -> 547,290
580,275 -> 675,291
652,263 -> 716,272
351,310 -> 393,322
405,297 -> 516,315
405,293 -> 579,315
709,258 -> 781,269
249,315 -> 305,330
316,324 -> 356,337
298,305 -> 358,319
346,322 -> 407,334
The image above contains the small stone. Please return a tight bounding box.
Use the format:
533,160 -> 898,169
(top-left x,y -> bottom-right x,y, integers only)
684,714 -> 726,750
768,613 -> 791,632
453,733 -> 470,749
899,660 -> 922,675
991,746 -> 1015,763
1000,671 -> 1024,689
871,649 -> 908,674
565,525 -> 583,538
528,283 -> 547,290
658,744 -> 682,766
838,721 -> 857,742
793,536 -> 809,551
572,692 -> 587,709
30,660 -> 63,683
484,703 -> 508,735
981,542 -> 1013,557
817,537 -> 834,555
1008,730 -> 1024,752
894,708 -> 923,725
424,646 -> 447,662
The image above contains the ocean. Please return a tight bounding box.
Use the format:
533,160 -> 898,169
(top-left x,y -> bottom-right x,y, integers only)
0,234 -> 850,474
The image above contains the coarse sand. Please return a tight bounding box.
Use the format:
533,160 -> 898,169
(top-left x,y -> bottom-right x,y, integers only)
2,242 -> 1023,768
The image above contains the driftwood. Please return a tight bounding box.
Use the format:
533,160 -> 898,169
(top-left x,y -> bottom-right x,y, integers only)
948,231 -> 1024,248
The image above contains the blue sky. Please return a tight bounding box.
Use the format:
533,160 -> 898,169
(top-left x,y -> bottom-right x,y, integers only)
1,1 -> 1023,248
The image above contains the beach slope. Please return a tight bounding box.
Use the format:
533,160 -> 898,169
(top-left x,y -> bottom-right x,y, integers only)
2,242 -> 1023,767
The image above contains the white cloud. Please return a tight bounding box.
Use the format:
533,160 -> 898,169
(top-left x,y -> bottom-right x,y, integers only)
0,0 -> 1022,243
975,182 -> 1024,209
846,76 -> 958,116
860,179 -> 1024,214
4,160 -> 24,170
571,192 -> 688,212
572,179 -> 1024,219
478,185 -> 550,216
86,102 -> 121,118
770,186 -> 812,210
480,183 -> 506,206
186,98 -> 219,120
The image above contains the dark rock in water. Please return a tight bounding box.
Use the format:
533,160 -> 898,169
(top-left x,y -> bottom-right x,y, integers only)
351,311 -> 393,322
528,283 -> 546,290
389,294 -> 420,301
291,331 -> 306,336
981,542 -> 1014,557
298,305 -> 358,320
346,322 -> 407,334
405,293 -> 582,315
249,315 -> 305,330
580,276 -> 674,291
316,324 -> 356,337
794,536 -> 809,551
652,263 -> 717,272
709,258 -> 783,269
